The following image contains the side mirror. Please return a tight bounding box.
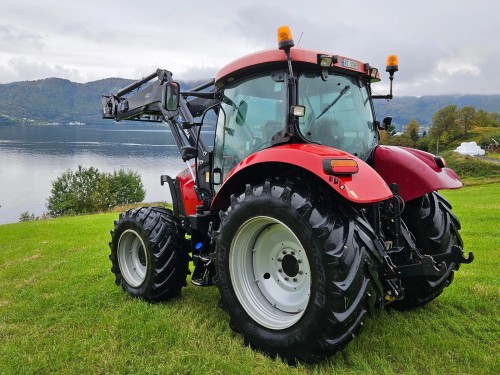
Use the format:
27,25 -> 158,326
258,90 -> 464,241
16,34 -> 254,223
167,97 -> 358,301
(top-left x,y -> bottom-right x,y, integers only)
163,81 -> 180,111
382,116 -> 392,131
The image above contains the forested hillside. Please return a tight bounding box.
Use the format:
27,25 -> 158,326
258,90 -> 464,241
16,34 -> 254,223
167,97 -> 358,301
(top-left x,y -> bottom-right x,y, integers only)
0,78 -> 134,124
1,77 -> 500,129
0,78 -> 206,125
375,95 -> 500,130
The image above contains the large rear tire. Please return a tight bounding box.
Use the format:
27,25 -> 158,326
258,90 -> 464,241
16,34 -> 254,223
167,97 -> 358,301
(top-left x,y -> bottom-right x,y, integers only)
109,206 -> 190,302
215,179 -> 380,363
393,192 -> 463,310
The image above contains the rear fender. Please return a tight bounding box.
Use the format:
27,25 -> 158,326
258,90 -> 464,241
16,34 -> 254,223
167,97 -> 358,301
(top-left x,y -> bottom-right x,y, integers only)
373,145 -> 462,202
211,144 -> 393,211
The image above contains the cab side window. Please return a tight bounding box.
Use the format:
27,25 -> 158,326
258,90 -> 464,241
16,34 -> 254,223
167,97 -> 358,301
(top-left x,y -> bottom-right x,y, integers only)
213,73 -> 285,185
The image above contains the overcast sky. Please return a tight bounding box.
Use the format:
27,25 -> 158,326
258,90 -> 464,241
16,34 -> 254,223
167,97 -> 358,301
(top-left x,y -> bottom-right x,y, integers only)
0,0 -> 498,96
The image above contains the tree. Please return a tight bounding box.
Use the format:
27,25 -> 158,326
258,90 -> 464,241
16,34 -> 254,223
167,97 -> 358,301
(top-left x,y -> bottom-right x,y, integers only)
382,119 -> 421,148
378,123 -> 397,144
416,133 -> 430,151
47,166 -> 145,217
475,109 -> 499,127
429,105 -> 459,151
456,106 -> 476,136
107,169 -> 146,206
403,119 -> 420,148
490,112 -> 500,126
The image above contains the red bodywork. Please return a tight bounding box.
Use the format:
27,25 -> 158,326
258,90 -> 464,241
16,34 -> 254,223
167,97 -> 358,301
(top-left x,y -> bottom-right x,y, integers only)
178,48 -> 462,213
373,145 -> 462,201
215,48 -> 379,87
211,144 -> 393,210
176,167 -> 202,216
179,145 -> 462,214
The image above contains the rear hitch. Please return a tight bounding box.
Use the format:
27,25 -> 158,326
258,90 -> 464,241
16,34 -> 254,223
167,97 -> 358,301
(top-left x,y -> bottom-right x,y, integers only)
392,245 -> 473,279
432,245 -> 474,265
393,255 -> 447,278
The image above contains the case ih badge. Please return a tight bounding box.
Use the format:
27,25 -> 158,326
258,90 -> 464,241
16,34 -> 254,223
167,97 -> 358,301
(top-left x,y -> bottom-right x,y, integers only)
102,26 -> 473,363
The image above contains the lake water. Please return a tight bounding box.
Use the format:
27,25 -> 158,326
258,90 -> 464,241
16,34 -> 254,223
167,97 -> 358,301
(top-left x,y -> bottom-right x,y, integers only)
0,122 -> 214,225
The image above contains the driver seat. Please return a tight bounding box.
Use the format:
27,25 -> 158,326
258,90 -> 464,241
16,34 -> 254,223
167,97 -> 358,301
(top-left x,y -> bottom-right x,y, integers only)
314,119 -> 344,148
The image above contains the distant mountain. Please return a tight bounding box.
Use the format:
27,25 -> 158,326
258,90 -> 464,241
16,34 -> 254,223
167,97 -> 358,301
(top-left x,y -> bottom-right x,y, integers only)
1,77 -> 499,129
375,95 -> 500,131
0,78 -> 135,124
0,77 -> 208,125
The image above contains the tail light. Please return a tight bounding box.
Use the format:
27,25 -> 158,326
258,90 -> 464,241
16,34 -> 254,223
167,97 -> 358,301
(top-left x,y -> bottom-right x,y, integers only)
323,159 -> 359,175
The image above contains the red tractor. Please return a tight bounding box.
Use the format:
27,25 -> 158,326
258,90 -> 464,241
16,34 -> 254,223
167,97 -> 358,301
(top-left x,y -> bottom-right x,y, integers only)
102,26 -> 473,363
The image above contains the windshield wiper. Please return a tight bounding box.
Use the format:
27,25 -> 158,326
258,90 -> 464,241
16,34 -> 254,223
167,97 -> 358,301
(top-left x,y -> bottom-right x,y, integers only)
315,85 -> 350,120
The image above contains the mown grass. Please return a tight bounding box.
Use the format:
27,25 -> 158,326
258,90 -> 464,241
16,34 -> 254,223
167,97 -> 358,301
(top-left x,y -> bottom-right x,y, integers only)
1,184 -> 499,374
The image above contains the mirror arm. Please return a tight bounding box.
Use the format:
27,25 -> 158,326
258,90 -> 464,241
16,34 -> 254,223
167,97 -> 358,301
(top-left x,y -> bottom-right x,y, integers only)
181,91 -> 217,99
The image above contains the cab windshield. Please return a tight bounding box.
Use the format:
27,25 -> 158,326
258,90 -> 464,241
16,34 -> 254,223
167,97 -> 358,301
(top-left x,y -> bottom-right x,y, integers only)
297,72 -> 377,160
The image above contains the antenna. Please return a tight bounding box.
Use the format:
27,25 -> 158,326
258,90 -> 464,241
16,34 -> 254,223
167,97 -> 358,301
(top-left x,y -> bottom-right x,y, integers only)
297,32 -> 303,47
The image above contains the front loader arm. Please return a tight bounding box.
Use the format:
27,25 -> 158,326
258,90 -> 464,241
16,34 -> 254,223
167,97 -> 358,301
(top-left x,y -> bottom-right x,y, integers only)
101,69 -> 215,155
102,69 -> 219,202
102,69 -> 169,122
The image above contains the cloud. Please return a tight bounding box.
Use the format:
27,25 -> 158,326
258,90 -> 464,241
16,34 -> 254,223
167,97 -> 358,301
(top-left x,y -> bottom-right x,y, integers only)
436,61 -> 480,78
434,46 -> 484,78
0,24 -> 45,52
0,0 -> 499,96
175,66 -> 218,81
0,57 -> 83,82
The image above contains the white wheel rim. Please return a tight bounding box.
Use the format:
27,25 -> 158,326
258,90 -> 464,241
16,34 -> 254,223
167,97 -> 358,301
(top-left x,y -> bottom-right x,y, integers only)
230,216 -> 311,330
117,229 -> 148,287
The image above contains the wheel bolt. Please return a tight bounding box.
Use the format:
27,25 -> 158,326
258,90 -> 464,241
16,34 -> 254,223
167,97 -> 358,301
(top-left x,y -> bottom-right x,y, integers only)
282,250 -> 287,254
285,277 -> 289,281
277,257 -> 282,262
291,251 -> 295,255
298,259 -> 302,264
299,270 -> 303,275
293,278 -> 297,282
278,269 -> 283,273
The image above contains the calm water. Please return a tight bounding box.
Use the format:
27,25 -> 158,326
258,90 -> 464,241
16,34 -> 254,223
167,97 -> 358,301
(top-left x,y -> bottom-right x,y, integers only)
0,122 -> 214,225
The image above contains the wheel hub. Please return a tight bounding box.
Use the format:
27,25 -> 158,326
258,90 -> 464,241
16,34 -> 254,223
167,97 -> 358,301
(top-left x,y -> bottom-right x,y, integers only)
117,229 -> 148,287
281,253 -> 299,277
230,216 -> 311,330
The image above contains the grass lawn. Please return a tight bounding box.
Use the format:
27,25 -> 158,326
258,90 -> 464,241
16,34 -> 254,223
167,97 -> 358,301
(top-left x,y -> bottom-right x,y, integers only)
0,183 -> 498,374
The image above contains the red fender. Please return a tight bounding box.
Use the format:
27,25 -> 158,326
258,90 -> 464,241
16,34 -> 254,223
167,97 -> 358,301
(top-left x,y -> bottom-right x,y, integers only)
372,145 -> 462,202
211,144 -> 393,210
176,167 -> 202,216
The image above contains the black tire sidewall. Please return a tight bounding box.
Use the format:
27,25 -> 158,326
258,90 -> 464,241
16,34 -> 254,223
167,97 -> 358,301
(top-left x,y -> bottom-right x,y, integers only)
216,194 -> 328,353
393,192 -> 460,309
109,207 -> 188,301
111,216 -> 156,298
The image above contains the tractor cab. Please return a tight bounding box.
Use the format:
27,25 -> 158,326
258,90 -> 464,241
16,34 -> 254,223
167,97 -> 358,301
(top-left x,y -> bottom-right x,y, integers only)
211,26 -> 391,186
212,67 -> 378,179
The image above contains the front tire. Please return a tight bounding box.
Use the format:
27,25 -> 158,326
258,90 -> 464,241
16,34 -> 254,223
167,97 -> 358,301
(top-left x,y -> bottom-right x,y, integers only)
215,179 -> 380,363
394,192 -> 463,310
109,206 -> 190,302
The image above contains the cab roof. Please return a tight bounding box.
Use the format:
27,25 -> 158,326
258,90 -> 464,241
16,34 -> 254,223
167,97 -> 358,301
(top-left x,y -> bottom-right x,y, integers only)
215,47 -> 380,87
